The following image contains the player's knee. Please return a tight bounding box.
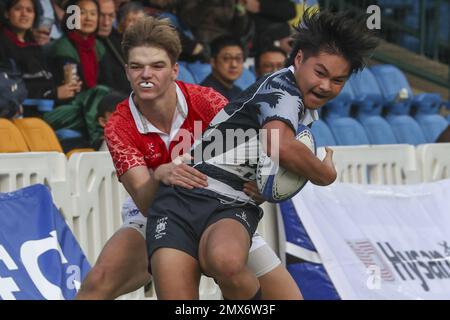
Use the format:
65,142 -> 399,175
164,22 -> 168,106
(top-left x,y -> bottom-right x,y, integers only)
204,248 -> 246,279
78,265 -> 115,298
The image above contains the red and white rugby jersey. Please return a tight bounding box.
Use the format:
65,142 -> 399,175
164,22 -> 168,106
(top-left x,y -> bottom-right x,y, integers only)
105,81 -> 228,177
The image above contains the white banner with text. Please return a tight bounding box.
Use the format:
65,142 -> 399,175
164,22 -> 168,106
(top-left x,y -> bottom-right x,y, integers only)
292,179 -> 450,299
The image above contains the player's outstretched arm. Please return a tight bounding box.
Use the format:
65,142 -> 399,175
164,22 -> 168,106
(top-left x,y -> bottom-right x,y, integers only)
263,120 -> 337,186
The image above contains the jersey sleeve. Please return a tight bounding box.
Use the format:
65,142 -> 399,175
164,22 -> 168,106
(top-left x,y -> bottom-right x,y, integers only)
256,89 -> 302,133
195,85 -> 229,123
251,72 -> 304,133
104,115 -> 146,177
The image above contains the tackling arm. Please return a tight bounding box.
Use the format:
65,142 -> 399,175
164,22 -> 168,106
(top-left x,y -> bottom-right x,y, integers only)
120,166 -> 159,217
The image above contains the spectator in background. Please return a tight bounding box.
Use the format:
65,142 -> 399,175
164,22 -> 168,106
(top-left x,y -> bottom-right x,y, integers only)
96,90 -> 127,150
0,0 -> 81,104
97,0 -> 130,93
244,0 -> 296,56
98,0 -> 117,38
177,0 -> 253,49
201,36 -> 245,101
116,1 -> 145,34
32,0 -> 64,46
0,90 -> 23,119
144,0 -> 210,63
257,21 -> 293,56
113,0 -> 129,11
0,65 -> 27,119
254,46 -> 287,78
50,0 -> 110,91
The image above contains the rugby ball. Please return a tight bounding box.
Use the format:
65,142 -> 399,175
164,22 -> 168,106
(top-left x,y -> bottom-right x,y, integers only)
256,124 -> 316,203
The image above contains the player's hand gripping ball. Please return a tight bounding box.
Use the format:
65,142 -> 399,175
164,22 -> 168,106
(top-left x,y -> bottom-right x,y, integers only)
256,124 -> 316,203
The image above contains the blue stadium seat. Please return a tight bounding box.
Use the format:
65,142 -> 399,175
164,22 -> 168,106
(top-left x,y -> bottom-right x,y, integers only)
56,128 -> 82,140
326,117 -> 370,145
235,67 -> 256,91
177,64 -> 196,83
370,65 -> 429,144
55,128 -> 87,152
359,116 -> 398,144
412,93 -> 442,114
23,99 -> 55,113
400,10 -> 420,53
348,69 -> 397,144
386,114 -> 427,145
348,68 -> 384,116
412,93 -> 448,142
311,120 -> 336,147
324,82 -> 354,119
415,114 -> 449,143
248,65 -> 256,77
187,61 -> 211,84
323,83 -> 370,145
370,64 -> 414,115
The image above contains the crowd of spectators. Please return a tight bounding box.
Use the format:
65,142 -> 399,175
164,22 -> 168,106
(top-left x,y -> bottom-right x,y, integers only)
0,0 -> 311,150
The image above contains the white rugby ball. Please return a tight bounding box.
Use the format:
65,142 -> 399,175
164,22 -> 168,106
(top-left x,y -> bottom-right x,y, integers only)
256,124 -> 316,203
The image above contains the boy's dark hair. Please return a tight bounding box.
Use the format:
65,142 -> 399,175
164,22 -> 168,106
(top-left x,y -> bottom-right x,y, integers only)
288,9 -> 379,74
210,36 -> 245,59
255,46 -> 287,70
96,91 -> 127,119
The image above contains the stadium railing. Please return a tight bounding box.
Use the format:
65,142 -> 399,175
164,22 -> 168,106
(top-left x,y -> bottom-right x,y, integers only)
319,144 -> 420,185
66,151 -> 221,300
0,152 -> 70,216
416,142 -> 450,181
1,143 -> 450,299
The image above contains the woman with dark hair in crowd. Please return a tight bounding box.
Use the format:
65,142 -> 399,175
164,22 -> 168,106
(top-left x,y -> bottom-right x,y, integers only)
0,0 -> 82,104
49,0 -> 110,91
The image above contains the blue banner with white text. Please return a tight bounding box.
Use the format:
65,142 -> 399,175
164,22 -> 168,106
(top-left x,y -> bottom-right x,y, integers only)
0,184 -> 90,300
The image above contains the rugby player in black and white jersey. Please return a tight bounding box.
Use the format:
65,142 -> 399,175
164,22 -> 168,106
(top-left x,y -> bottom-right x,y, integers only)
146,10 -> 379,300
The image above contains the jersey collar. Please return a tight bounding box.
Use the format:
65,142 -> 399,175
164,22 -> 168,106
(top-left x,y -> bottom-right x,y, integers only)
128,83 -> 188,135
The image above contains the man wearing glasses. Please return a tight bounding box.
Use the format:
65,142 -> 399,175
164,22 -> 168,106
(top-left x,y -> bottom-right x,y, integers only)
201,36 -> 245,100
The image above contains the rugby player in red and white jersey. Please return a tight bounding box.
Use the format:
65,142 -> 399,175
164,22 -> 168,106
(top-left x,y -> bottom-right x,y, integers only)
75,16 -> 302,300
